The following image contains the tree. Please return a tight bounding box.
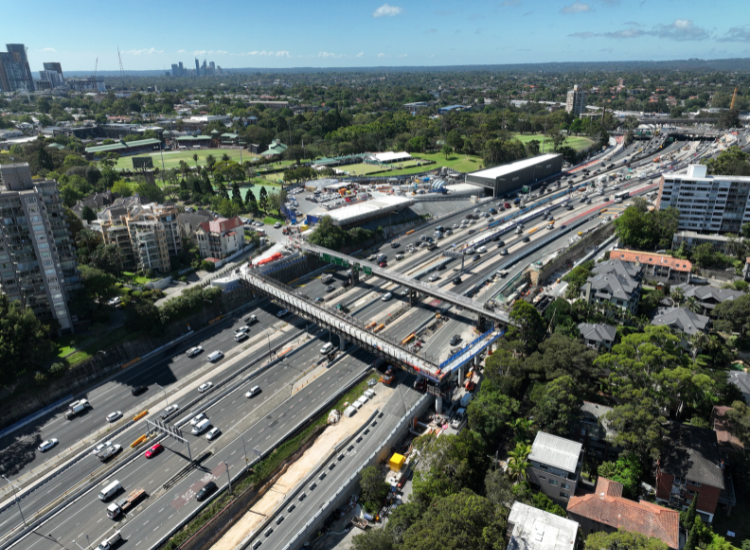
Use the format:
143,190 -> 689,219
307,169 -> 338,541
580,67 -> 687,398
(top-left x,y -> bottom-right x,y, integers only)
684,520 -> 699,550
508,300 -> 546,354
605,393 -> 666,461
360,466 -> 390,508
671,286 -> 684,306
702,146 -> 750,176
713,294 -> 750,339
352,528 -> 394,550
245,189 -> 259,216
441,144 -> 454,160
111,180 -> 133,198
507,442 -> 531,483
259,186 -> 269,212
563,261 -> 593,298
81,205 -> 97,223
400,489 -> 507,550
76,228 -> 103,256
613,199 -> 679,250
724,400 -> 750,445
467,380 -> 519,443
267,190 -> 285,217
125,301 -> 164,335
525,139 -> 541,156
484,467 -> 514,507
0,295 -> 55,385
531,376 -> 582,436
192,152 -> 199,169
682,492 -> 698,530
596,453 -> 643,499
89,243 -> 125,276
585,530 -> 669,550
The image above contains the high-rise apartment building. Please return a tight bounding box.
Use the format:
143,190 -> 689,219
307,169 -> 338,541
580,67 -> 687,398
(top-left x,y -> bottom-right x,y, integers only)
194,58 -> 200,76
95,198 -> 182,274
656,164 -> 750,234
565,84 -> 586,117
0,164 -> 80,333
43,62 -> 64,79
0,44 -> 35,92
39,70 -> 64,89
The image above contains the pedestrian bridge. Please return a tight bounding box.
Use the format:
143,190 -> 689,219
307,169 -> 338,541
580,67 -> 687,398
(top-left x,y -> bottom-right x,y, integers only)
239,267 -> 501,386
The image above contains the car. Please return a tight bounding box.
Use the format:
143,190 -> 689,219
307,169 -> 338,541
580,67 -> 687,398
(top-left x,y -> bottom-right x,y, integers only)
107,296 -> 121,307
368,254 -> 377,261
567,205 -> 574,211
445,229 -> 453,235
449,335 -> 462,346
235,326 -> 250,335
198,382 -> 213,393
500,248 -> 509,255
428,274 -> 439,282
190,413 -> 207,426
395,253 -> 404,260
325,284 -> 335,292
314,297 -> 324,303
93,440 -> 113,454
234,331 -> 249,342
160,404 -> 180,418
106,411 -> 123,423
38,438 -> 58,452
186,346 -> 204,357
468,229 -> 475,235
381,292 -> 392,302
207,351 -> 224,362
320,342 -> 334,355
246,386 -> 261,398
206,427 -> 221,441
196,481 -> 218,501
144,442 -> 163,458
522,236 -> 530,243
131,385 -> 148,396
452,276 -> 462,285
277,309 -> 289,317
450,409 -> 465,429
400,288 -> 410,296
273,222 -> 282,229
391,241 -> 400,248
472,254 -> 480,262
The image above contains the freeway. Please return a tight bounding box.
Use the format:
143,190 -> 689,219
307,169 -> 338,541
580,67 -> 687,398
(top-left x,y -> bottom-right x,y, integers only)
12,338 -> 374,550
256,384 -> 424,550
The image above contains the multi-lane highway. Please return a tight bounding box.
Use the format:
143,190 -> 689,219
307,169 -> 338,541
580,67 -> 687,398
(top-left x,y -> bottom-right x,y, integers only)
0,132 -> 723,550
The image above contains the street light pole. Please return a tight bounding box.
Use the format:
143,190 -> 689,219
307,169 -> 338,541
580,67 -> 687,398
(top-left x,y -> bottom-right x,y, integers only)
227,425 -> 248,465
2,475 -> 26,527
155,383 -> 169,406
225,462 -> 232,495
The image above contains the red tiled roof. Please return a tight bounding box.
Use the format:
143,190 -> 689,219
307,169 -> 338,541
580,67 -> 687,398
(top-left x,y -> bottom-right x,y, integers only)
613,249 -> 692,272
198,216 -> 243,234
567,478 -> 679,550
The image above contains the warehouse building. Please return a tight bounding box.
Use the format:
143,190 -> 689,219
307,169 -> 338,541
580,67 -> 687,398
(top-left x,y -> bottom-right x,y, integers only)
306,195 -> 413,228
465,153 -> 563,197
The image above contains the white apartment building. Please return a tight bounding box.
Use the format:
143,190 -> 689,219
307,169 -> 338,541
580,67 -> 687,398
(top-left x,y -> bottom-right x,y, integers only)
566,84 -> 586,117
656,164 -> 750,234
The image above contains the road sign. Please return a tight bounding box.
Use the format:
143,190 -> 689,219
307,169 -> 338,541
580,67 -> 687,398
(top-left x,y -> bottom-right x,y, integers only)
363,266 -> 372,275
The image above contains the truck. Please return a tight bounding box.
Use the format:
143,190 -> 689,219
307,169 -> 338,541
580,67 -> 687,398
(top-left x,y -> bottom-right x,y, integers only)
65,399 -> 90,420
97,444 -> 122,462
96,531 -> 122,550
107,488 -> 147,519
380,366 -> 395,385
427,242 -> 437,250
520,185 -> 531,194
351,516 -> 370,530
321,274 -> 334,285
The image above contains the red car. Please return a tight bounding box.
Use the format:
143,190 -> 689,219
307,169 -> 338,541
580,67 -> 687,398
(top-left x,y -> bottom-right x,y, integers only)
144,443 -> 163,459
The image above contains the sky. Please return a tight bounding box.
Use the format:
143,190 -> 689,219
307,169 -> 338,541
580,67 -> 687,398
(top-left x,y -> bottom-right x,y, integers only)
5,0 -> 750,72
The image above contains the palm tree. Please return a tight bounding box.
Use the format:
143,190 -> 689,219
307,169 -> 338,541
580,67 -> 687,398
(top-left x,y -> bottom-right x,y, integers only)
685,296 -> 701,314
671,286 -> 685,307
506,418 -> 533,444
221,153 -> 230,162
205,154 -> 216,171
689,332 -> 708,361
178,160 -> 190,178
192,153 -> 199,169
507,442 -> 532,483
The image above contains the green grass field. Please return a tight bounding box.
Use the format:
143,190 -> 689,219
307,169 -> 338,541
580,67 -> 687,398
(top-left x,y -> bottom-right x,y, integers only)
512,133 -> 594,153
110,149 -> 258,171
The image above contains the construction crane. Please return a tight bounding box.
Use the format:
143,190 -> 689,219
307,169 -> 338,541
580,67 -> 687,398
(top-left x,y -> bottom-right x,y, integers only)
117,47 -> 125,77
730,86 -> 739,110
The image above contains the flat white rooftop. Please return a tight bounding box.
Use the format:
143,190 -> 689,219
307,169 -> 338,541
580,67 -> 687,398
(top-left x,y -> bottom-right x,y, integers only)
507,502 -> 579,550
468,153 -> 560,180
325,195 -> 413,223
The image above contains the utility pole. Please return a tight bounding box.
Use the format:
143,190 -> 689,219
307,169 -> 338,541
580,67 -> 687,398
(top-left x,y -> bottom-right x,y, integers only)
2,475 -> 26,527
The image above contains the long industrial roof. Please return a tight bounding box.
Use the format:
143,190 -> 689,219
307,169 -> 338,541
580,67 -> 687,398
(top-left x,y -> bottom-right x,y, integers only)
468,153 -> 561,180
85,138 -> 161,154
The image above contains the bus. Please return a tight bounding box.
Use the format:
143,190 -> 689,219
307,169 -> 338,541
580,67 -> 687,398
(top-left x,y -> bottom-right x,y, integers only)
614,191 -> 630,203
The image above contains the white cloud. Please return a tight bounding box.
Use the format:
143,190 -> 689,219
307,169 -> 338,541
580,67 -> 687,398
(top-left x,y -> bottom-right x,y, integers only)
123,48 -> 164,55
275,50 -> 291,57
654,19 -> 709,41
318,51 -> 344,58
373,3 -> 403,17
356,52 -> 364,57
38,47 -> 56,52
561,2 -> 591,13
377,53 -> 387,57
177,49 -> 186,53
193,50 -> 207,55
398,53 -> 408,57
241,50 -> 291,57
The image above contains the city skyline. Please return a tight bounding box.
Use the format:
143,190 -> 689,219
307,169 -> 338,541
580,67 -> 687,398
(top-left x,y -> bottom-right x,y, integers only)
4,0 -> 750,72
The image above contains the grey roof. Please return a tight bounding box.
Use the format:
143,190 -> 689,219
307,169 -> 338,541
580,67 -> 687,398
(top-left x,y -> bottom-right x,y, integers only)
651,307 -> 710,336
507,502 -> 579,550
585,260 -> 642,302
528,432 -> 582,474
592,259 -> 644,280
659,423 -> 725,490
577,323 -> 616,343
577,401 -> 617,441
672,284 -> 743,306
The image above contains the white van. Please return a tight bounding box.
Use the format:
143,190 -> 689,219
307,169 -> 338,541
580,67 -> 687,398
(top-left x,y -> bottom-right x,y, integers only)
246,386 -> 261,398
99,480 -> 122,501
207,351 -> 224,362
477,246 -> 487,254
192,418 -> 211,435
320,342 -> 334,355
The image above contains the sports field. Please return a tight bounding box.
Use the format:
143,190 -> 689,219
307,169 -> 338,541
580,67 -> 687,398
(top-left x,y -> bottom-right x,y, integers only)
109,149 -> 257,171
512,134 -> 594,153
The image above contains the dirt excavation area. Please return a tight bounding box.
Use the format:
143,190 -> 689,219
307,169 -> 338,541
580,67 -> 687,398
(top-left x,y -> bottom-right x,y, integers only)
211,384 -> 395,550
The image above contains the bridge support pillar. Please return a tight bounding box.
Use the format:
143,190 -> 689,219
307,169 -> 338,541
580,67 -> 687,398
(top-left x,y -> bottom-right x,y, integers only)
409,289 -> 418,306
477,314 -> 487,332
458,366 -> 464,384
340,338 -> 347,351
434,395 -> 442,414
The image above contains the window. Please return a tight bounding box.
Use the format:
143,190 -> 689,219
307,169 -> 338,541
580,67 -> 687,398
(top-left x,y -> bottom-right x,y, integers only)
539,475 -> 547,480
548,479 -> 558,486
560,492 -> 569,499
562,483 -> 570,490
538,464 -> 548,470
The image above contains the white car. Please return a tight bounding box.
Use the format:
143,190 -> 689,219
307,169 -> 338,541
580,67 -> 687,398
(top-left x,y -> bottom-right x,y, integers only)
235,326 -> 250,335
206,427 -> 221,441
450,409 -> 466,429
274,222 -> 282,229
93,440 -> 112,454
234,331 -> 249,342
190,413 -> 207,426
428,274 -> 439,282
186,346 -> 204,358
381,293 -> 392,302
198,382 -> 213,393
320,342 -> 334,355
107,296 -> 121,307
160,404 -> 180,418
38,438 -> 59,452
106,411 -> 122,423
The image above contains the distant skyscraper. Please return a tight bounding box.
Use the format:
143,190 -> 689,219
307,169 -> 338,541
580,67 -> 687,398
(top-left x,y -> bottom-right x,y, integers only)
0,43 -> 35,92
566,84 -> 586,117
43,62 -> 63,80
195,58 -> 200,76
209,61 -> 215,69
171,63 -> 179,76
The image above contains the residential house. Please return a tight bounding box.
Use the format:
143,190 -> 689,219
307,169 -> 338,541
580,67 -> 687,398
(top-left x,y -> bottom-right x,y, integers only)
579,259 -> 643,316
670,284 -> 743,315
610,249 -> 693,283
178,210 -> 214,245
651,307 -> 710,345
710,406 -> 745,455
567,478 -> 679,549
577,323 -> 616,351
196,216 -> 244,260
656,422 -> 731,523
527,432 -> 583,504
574,402 -> 619,459
506,502 -> 579,550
